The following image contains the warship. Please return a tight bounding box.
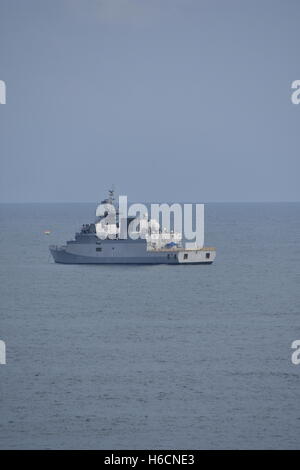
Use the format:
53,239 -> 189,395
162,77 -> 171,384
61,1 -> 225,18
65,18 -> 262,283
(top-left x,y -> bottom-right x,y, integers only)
49,190 -> 216,265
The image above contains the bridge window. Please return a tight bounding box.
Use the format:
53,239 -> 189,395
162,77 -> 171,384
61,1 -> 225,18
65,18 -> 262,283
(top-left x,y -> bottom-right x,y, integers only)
184,253 -> 188,260
96,247 -> 102,252
206,252 -> 210,259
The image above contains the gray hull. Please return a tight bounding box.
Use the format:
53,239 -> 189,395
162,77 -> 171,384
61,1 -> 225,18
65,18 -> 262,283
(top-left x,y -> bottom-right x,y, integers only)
50,249 -> 178,264
49,243 -> 215,265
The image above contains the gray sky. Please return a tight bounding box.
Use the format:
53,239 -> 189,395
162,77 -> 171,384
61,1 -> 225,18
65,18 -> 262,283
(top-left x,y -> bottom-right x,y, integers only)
0,0 -> 299,202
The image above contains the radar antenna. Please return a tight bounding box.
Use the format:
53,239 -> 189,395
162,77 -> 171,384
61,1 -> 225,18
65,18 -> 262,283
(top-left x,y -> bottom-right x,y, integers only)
108,185 -> 115,204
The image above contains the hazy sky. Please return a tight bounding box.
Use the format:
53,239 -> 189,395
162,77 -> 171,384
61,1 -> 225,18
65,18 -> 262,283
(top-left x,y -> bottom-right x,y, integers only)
0,0 -> 299,202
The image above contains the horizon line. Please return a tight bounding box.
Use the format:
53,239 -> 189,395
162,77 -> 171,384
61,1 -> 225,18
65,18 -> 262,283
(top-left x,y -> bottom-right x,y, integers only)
0,200 -> 299,204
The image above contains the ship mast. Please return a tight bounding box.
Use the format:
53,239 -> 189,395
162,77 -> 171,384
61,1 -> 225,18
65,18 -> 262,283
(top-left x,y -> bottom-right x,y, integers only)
108,185 -> 115,205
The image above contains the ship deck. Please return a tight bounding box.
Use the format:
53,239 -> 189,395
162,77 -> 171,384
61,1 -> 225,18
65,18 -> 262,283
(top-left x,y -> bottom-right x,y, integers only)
147,246 -> 216,252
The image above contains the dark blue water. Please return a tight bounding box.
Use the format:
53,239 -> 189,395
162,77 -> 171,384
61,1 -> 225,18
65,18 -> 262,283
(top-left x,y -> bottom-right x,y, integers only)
0,203 -> 299,449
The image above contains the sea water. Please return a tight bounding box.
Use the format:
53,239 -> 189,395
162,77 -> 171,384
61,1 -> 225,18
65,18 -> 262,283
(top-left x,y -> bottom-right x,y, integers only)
0,203 -> 299,449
